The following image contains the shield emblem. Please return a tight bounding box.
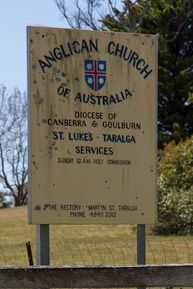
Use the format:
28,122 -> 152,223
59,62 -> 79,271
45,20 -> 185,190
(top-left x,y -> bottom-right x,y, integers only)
85,60 -> 106,91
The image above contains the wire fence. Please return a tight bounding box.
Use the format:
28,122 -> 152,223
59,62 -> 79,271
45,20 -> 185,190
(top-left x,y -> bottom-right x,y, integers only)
0,237 -> 193,267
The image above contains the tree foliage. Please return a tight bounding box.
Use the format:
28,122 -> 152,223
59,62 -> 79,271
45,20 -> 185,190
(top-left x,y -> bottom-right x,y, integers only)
0,85 -> 28,206
154,137 -> 193,234
56,0 -> 193,148
139,0 -> 193,147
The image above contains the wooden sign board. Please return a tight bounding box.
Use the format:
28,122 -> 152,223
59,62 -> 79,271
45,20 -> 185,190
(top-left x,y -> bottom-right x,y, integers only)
28,26 -> 157,224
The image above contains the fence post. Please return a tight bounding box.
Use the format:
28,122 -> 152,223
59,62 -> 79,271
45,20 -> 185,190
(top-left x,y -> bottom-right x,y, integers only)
36,224 -> 50,265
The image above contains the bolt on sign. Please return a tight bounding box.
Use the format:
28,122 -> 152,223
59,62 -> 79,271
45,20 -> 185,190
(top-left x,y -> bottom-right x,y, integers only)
28,26 -> 158,224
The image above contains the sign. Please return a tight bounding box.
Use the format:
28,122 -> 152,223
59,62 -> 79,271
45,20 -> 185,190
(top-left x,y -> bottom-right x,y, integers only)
28,26 -> 157,224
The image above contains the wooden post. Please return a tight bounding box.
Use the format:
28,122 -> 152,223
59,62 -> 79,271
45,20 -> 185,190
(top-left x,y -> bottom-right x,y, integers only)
25,242 -> 34,266
36,224 -> 50,265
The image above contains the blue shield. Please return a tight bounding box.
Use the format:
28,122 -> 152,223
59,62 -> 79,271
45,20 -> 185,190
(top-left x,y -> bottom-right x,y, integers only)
85,60 -> 106,91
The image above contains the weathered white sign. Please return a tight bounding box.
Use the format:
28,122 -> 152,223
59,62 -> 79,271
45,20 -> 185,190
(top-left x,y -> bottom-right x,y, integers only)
28,26 -> 158,224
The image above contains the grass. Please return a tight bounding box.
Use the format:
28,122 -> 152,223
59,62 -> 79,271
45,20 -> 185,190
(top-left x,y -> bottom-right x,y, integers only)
0,206 -> 193,267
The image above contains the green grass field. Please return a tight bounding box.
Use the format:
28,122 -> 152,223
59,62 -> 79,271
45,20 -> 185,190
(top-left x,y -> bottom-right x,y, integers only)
0,206 -> 193,267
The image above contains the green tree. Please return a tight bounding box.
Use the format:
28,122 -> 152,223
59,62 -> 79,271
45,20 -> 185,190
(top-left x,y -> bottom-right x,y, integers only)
140,0 -> 193,147
56,0 -> 193,147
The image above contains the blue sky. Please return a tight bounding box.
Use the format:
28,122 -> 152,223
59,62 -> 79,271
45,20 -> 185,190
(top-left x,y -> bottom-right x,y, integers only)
0,1 -> 116,92
0,0 -> 69,92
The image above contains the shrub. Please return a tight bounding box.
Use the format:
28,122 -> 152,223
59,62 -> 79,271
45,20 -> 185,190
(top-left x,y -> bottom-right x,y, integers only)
153,136 -> 193,235
153,187 -> 193,235
158,137 -> 193,192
